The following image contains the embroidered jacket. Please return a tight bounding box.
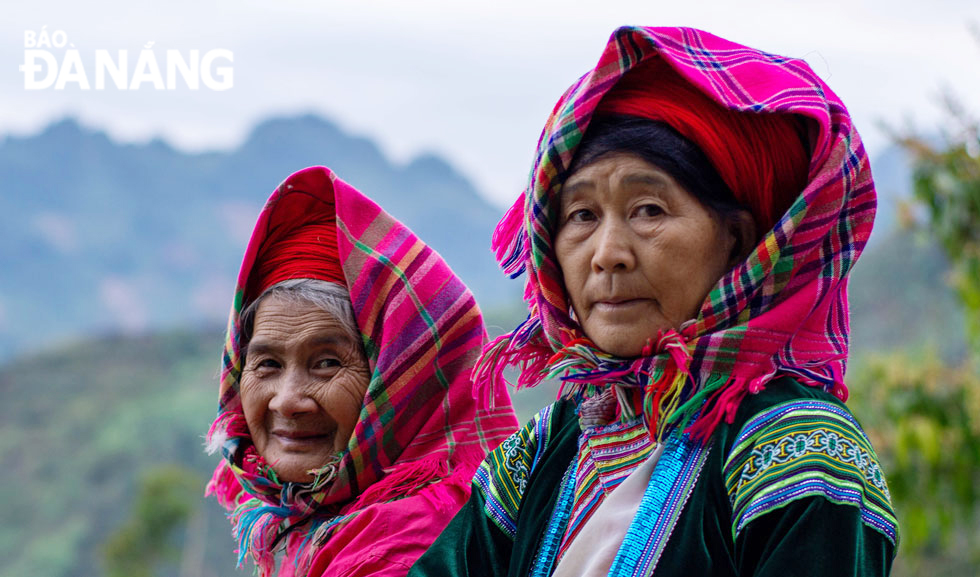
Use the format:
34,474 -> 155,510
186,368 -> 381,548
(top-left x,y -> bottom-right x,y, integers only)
410,377 -> 898,576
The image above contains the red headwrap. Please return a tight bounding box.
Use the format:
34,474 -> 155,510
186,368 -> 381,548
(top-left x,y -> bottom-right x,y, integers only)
595,56 -> 809,233
245,187 -> 346,302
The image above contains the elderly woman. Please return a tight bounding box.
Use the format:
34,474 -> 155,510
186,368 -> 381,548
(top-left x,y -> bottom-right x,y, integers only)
411,26 -> 898,576
205,166 -> 517,577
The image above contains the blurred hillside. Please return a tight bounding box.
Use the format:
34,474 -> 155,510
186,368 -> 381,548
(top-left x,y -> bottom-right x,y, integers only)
0,116 -> 519,361
0,331 -> 236,577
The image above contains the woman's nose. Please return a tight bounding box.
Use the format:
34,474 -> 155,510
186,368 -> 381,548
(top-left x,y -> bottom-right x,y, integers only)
268,370 -> 318,417
591,219 -> 635,273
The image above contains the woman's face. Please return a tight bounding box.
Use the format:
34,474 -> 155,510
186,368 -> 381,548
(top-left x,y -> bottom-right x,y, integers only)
239,295 -> 370,483
555,153 -> 740,357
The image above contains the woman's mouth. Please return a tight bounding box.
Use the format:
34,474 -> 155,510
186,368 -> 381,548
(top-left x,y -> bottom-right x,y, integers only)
592,298 -> 648,311
271,430 -> 333,449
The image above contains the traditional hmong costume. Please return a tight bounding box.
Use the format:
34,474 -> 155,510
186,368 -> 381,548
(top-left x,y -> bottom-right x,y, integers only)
206,166 -> 518,577
410,26 -> 898,577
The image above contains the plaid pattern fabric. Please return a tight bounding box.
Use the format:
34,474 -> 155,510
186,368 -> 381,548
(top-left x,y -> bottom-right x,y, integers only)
478,26 -> 875,441
560,418 -> 654,560
205,166 -> 517,575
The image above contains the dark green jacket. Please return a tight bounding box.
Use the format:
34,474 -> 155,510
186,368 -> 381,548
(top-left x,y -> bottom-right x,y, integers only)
410,377 -> 898,576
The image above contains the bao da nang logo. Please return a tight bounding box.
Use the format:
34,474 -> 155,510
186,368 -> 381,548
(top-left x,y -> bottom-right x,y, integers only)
19,27 -> 234,91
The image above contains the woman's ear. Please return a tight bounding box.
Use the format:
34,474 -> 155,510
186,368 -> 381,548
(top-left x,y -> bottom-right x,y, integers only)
726,210 -> 757,267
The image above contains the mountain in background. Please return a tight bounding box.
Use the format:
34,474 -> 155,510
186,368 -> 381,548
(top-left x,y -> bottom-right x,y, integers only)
0,115 -> 519,360
0,113 -> 949,361
865,142 -> 912,242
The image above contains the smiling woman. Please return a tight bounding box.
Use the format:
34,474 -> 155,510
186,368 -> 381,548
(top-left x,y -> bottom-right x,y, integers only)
204,167 -> 517,577
239,281 -> 370,483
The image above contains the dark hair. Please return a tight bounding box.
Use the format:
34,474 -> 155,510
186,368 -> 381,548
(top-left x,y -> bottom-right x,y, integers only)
563,115 -> 747,220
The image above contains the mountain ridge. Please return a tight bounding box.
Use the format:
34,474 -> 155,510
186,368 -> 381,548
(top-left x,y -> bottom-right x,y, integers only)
0,114 -> 518,360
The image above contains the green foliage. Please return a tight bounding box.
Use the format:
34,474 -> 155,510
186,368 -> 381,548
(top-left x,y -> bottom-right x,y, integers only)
897,98 -> 980,349
102,465 -> 203,577
871,81 -> 980,575
850,353 -> 980,560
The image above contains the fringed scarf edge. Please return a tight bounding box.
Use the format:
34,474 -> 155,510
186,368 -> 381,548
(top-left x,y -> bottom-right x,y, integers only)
205,447 -> 482,577
474,323 -> 845,447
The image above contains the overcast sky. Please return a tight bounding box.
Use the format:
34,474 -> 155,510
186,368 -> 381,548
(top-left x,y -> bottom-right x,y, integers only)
3,0 -> 979,207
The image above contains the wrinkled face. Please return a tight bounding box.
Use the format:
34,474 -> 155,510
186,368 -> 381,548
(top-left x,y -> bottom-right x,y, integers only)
239,295 -> 370,483
555,153 -> 738,358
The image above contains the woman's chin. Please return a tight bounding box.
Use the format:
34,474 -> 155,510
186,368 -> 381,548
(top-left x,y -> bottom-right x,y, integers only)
590,334 -> 649,359
585,321 -> 672,358
269,454 -> 337,484
271,463 -> 316,484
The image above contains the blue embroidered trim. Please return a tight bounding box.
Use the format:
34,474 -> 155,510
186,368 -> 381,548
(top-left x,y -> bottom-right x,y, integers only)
724,399 -> 898,546
729,400 -> 864,452
529,458 -> 577,577
608,431 -> 710,577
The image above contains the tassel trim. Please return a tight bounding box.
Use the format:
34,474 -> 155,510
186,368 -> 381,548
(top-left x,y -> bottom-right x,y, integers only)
491,193 -> 530,278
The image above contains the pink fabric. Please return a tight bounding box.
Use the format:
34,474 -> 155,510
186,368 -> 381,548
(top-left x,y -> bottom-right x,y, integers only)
307,472 -> 471,577
206,166 -> 518,576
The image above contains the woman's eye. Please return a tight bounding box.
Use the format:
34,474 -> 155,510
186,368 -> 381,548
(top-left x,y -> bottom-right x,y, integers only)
634,204 -> 664,218
314,358 -> 341,370
566,208 -> 596,223
257,358 -> 281,369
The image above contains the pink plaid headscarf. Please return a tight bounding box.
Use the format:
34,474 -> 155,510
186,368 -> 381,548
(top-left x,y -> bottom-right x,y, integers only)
206,167 -> 517,576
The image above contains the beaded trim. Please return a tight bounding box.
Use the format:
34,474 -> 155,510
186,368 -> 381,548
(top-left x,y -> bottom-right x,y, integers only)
607,431 -> 710,577
559,416 -> 654,559
529,458 -> 578,577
